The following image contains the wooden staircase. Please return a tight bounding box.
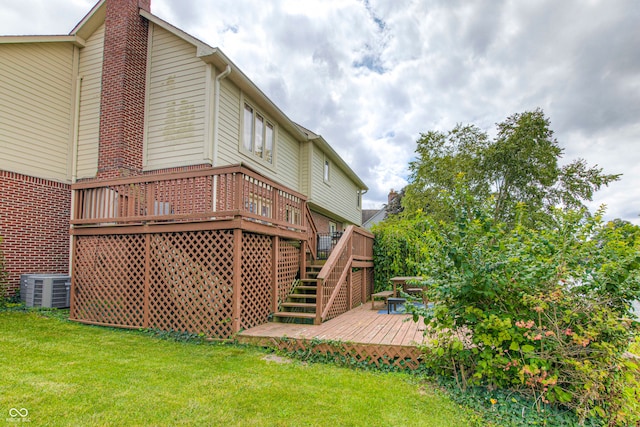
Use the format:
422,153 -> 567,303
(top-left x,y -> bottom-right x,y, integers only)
272,261 -> 324,324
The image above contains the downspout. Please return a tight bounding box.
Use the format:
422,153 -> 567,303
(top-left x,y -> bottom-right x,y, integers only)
69,74 -> 83,275
212,64 -> 231,167
71,76 -> 83,183
212,65 -> 231,212
359,189 -> 367,217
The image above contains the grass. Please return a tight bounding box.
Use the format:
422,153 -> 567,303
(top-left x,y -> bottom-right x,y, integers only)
0,310 -> 477,427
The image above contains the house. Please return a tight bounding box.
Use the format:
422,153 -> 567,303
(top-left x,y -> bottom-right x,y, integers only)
0,0 -> 374,338
362,208 -> 387,230
362,189 -> 400,230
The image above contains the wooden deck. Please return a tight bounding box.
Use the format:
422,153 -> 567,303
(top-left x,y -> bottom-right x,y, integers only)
238,303 -> 428,369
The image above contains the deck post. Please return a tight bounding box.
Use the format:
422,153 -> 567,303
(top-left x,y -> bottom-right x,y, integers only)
146,183 -> 154,216
300,240 -> 307,279
69,235 -> 76,317
234,172 -> 244,212
347,232 -> 353,309
126,187 -> 134,217
232,229 -> 243,333
272,189 -> 279,223
72,188 -> 81,220
143,233 -> 150,328
272,235 -> 280,313
361,268 -> 368,304
315,278 -> 323,325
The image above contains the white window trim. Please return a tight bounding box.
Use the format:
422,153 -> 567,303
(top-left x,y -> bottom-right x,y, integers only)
323,155 -> 331,185
239,96 -> 277,169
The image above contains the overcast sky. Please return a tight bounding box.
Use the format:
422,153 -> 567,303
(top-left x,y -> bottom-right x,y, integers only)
2,0 -> 638,224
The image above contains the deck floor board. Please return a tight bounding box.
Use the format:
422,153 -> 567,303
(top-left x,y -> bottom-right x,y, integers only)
239,304 -> 427,348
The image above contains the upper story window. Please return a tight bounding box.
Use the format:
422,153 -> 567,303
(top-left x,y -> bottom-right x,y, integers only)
243,103 -> 274,164
323,157 -> 330,184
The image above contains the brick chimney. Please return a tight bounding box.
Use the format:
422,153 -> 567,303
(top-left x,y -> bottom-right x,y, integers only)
388,189 -> 398,205
97,0 -> 151,179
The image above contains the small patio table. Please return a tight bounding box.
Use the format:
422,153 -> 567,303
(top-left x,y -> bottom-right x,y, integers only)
390,276 -> 424,297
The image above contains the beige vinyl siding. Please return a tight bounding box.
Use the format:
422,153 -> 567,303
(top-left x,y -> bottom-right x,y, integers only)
272,127 -> 300,191
76,23 -> 104,179
145,24 -> 207,170
0,42 -> 74,182
215,77 -> 241,166
215,81 -> 301,192
299,141 -> 311,196
310,144 -> 362,225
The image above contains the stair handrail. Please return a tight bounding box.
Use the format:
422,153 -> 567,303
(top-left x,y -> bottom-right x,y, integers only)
315,225 -> 355,323
304,204 -> 318,260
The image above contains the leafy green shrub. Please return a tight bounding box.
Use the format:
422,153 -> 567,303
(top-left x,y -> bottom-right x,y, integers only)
391,184 -> 639,425
372,215 -> 427,292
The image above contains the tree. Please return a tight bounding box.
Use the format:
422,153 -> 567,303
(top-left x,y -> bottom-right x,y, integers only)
403,124 -> 490,222
403,109 -> 620,226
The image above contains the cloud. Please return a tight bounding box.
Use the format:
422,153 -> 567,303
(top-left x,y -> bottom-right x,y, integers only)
2,0 -> 638,223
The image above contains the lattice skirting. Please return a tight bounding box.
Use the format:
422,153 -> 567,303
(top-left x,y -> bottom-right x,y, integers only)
352,269 -> 362,308
272,338 -> 423,370
71,231 -> 300,339
277,241 -> 300,307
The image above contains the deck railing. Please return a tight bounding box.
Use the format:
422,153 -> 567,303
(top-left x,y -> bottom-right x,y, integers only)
315,225 -> 374,324
71,164 -> 308,234
316,231 -> 343,260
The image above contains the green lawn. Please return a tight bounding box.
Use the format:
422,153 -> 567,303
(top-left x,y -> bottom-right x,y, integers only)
0,311 -> 475,426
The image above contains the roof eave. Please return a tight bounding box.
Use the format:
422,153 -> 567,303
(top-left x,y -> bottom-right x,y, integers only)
199,50 -> 310,141
312,135 -> 368,190
0,35 -> 85,47
70,0 -> 106,40
139,10 -> 215,57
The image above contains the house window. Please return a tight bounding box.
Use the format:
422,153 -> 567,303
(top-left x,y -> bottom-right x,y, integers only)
324,158 -> 330,183
243,103 -> 274,164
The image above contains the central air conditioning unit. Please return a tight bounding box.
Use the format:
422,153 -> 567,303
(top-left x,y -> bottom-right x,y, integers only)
20,274 -> 71,308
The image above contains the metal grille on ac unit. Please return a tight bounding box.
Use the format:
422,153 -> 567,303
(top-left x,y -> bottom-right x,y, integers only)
20,274 -> 71,308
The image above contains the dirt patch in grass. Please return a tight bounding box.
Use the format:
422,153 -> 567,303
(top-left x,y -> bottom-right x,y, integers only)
262,354 -> 293,364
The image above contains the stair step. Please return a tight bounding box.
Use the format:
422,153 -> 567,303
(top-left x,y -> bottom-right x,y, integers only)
281,302 -> 316,309
296,285 -> 317,290
289,293 -> 317,300
282,301 -> 316,307
273,312 -> 316,319
301,278 -> 318,284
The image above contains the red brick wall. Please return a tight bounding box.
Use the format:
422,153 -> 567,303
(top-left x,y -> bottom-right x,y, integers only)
310,211 -> 344,234
0,171 -> 71,295
97,0 -> 151,179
